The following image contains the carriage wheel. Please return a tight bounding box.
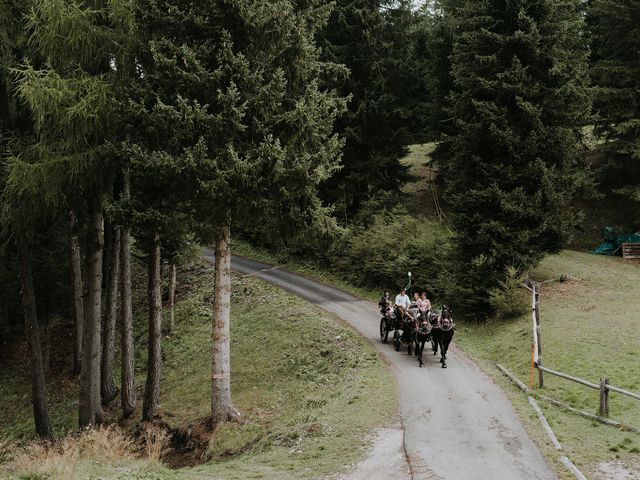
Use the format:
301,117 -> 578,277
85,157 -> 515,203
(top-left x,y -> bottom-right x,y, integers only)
379,318 -> 389,343
394,332 -> 400,351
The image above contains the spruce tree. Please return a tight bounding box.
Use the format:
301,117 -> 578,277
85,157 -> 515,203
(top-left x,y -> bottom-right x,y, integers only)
319,0 -> 423,216
589,0 -> 640,219
14,0 -> 132,426
441,0 -> 591,315
133,0 -> 345,426
1,0 -> 52,439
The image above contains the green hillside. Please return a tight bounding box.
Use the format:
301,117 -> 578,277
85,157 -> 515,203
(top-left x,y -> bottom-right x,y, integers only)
455,251 -> 640,477
0,262 -> 395,479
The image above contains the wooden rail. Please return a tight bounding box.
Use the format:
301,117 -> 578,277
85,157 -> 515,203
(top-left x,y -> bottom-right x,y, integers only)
622,242 -> 640,260
497,364 -> 640,433
607,384 -> 640,402
525,282 -> 640,417
536,366 -> 599,390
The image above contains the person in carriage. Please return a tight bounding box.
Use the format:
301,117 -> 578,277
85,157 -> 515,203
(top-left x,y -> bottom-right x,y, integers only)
378,291 -> 391,315
394,288 -> 411,322
416,292 -> 431,319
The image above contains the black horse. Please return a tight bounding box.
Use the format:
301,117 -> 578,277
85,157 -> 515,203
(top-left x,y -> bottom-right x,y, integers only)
431,306 -> 455,368
393,307 -> 417,355
414,311 -> 433,367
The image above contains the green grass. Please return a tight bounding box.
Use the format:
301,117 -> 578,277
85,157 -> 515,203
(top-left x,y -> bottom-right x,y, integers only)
232,143 -> 640,478
233,239 -> 381,302
456,251 -> 640,477
0,261 -> 395,479
232,244 -> 640,478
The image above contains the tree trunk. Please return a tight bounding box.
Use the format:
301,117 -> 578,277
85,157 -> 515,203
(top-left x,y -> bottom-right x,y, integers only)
79,207 -> 105,427
101,228 -> 120,404
211,225 -> 239,426
17,231 -> 52,439
102,222 -> 112,306
168,262 -> 176,333
119,173 -> 136,417
42,316 -> 50,374
143,231 -> 162,421
70,211 -> 84,377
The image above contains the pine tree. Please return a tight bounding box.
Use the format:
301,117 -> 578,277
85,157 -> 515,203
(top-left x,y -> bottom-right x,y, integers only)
441,0 -> 591,315
1,0 -> 53,439
13,0 -> 132,426
318,0 -> 422,216
589,0 -> 640,218
133,0 -> 346,426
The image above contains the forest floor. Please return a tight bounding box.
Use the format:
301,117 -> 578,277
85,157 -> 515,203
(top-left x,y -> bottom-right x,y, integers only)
0,260 -> 396,479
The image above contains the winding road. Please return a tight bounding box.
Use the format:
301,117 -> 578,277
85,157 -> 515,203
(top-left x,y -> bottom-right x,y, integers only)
207,251 -> 556,480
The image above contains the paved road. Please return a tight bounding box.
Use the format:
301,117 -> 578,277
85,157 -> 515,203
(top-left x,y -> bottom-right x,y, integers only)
208,251 -> 556,480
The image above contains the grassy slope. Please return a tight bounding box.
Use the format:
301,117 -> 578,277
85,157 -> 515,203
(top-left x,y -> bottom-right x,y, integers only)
0,261 -> 395,479
234,144 -> 640,478
233,243 -> 640,479
457,251 -> 640,478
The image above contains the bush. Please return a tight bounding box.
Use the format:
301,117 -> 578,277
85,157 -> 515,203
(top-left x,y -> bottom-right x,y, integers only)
332,211 -> 451,298
488,266 -> 528,319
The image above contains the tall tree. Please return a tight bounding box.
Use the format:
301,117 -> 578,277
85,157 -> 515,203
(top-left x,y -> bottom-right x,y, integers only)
589,0 -> 640,221
119,0 -> 200,419
440,0 -> 591,315
134,0 -> 345,426
14,0 -> 130,426
200,1 -> 345,426
100,225 -> 119,404
119,171 -> 136,418
142,231 -> 161,420
69,210 -> 84,376
1,0 -> 52,439
16,227 -> 53,438
319,0 -> 423,216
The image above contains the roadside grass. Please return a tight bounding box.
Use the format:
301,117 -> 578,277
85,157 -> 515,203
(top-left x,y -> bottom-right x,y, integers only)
454,251 -> 640,478
233,239 -> 380,302
0,260 -> 395,479
233,244 -> 640,479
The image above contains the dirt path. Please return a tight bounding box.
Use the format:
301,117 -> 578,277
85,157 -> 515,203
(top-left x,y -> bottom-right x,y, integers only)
211,251 -> 556,480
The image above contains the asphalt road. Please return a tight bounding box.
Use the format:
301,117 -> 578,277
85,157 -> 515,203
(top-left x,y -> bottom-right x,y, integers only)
209,251 -> 556,480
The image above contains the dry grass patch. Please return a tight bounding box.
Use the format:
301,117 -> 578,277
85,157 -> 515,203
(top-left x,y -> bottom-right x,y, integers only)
3,424 -> 171,479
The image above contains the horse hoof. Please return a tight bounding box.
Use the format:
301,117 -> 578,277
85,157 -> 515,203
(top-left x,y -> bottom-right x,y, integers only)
442,364 -> 447,368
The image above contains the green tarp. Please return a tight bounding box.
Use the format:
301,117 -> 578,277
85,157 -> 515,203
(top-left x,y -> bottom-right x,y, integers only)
592,227 -> 640,256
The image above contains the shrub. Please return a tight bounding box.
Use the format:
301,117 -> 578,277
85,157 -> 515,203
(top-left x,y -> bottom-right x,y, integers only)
488,266 -> 528,319
332,211 -> 450,298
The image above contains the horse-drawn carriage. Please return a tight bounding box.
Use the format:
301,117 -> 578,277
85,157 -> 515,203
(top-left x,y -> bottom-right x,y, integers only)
380,301 -> 455,368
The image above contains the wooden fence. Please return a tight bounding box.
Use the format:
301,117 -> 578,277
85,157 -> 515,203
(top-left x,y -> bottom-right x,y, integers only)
525,282 -> 640,417
622,242 -> 640,261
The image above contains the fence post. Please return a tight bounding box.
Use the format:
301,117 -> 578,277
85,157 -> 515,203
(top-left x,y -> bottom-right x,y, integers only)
534,285 -> 544,388
599,378 -> 609,417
